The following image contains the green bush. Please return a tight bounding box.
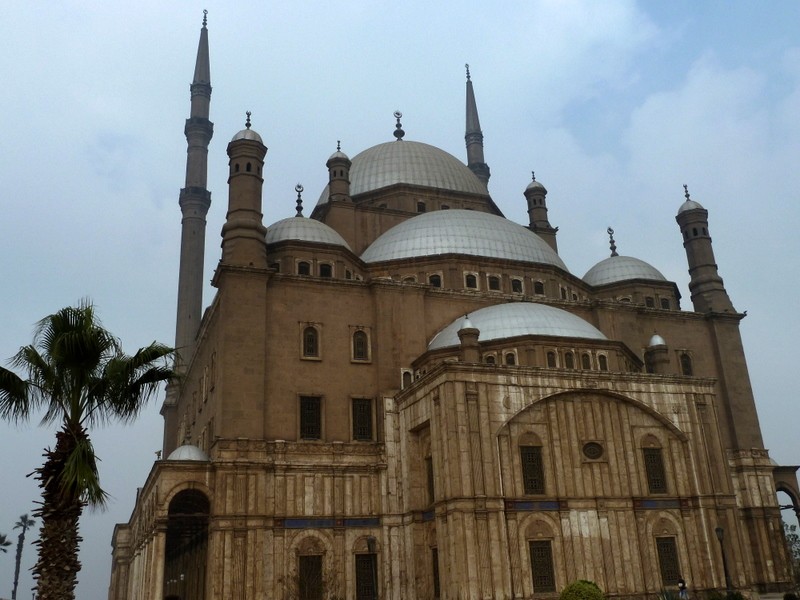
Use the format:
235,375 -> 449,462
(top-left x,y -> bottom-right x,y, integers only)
559,580 -> 604,600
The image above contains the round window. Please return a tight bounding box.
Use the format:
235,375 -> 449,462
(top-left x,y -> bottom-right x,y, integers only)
582,442 -> 604,460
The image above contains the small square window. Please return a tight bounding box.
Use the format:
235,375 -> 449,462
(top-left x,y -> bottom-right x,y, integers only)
319,263 -> 333,278
488,275 -> 501,291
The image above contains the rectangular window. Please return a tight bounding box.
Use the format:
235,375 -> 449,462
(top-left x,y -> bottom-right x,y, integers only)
298,555 -> 323,600
643,447 -> 667,493
355,553 -> 377,600
529,540 -> 556,592
521,446 -> 545,494
426,456 -> 435,504
656,537 -> 680,586
352,398 -> 373,441
432,548 -> 441,598
300,396 -> 321,440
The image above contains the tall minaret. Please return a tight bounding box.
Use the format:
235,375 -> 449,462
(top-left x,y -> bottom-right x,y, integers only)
464,64 -> 490,186
175,10 -> 214,367
675,185 -> 734,313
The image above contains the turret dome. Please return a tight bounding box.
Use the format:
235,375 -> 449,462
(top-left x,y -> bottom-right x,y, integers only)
583,255 -> 666,287
266,217 -> 352,251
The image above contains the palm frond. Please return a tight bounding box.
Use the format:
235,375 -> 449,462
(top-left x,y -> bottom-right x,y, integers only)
0,366 -> 32,422
60,431 -> 107,508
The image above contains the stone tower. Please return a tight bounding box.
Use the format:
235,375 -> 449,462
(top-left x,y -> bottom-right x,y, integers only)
465,65 -> 490,186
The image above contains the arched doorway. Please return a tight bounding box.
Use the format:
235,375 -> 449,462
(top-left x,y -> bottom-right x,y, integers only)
163,489 -> 210,600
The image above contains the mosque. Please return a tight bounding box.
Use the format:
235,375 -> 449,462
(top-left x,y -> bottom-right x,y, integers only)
108,15 -> 798,600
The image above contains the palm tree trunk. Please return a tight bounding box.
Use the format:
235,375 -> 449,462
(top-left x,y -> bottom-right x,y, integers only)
13,530 -> 24,600
32,427 -> 84,600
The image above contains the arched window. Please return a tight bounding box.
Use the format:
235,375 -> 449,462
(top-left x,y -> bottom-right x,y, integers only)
581,353 -> 591,370
512,279 -> 523,293
345,269 -> 353,280
534,281 -> 545,295
642,443 -> 668,494
660,298 -> 670,310
505,353 -> 516,366
269,262 -> 280,272
246,162 -> 252,172
488,276 -> 501,291
598,355 -> 608,371
164,490 -> 209,600
484,355 -> 496,364
417,201 -> 426,213
560,287 -> 567,300
428,274 -> 441,288
353,330 -> 369,361
564,352 -> 575,369
402,370 -> 412,389
645,296 -> 655,308
319,263 -> 333,278
520,445 -> 545,494
546,351 -> 557,368
680,353 -> 693,376
298,261 -> 311,276
402,276 -> 416,283
234,163 -> 240,173
303,327 -> 319,358
465,274 -> 478,289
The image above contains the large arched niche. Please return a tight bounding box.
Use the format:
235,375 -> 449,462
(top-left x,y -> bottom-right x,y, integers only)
163,489 -> 210,600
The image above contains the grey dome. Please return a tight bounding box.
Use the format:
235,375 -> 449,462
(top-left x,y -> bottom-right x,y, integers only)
327,149 -> 350,161
266,217 -> 352,251
678,199 -> 704,213
231,128 -> 263,143
318,140 -> 486,205
428,302 -> 606,350
583,255 -> 666,286
361,209 -> 568,270
648,333 -> 667,347
166,444 -> 209,461
525,179 -> 547,194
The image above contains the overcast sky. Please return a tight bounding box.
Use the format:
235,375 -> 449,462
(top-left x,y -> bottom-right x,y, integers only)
2,2 -> 799,598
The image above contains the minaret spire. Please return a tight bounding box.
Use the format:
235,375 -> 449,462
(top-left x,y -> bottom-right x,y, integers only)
464,64 -> 490,186
176,12 -> 214,371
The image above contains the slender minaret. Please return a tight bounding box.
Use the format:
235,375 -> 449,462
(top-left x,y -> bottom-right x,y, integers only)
675,185 -> 734,313
175,10 -> 214,367
464,64 -> 490,186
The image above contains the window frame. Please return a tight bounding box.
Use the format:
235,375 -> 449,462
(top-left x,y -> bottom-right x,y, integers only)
511,278 -> 524,294
300,324 -> 321,360
520,445 -> 545,495
351,397 -> 374,442
529,539 -> 556,593
487,274 -> 501,291
643,446 -> 668,494
351,328 -> 371,363
319,263 -> 333,278
299,395 -> 323,440
464,272 -> 479,290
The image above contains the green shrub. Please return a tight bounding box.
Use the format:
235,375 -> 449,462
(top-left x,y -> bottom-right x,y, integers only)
559,580 -> 604,600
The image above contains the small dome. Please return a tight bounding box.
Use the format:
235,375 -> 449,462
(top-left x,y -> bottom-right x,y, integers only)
166,444 -> 209,461
678,199 -> 704,213
428,302 -> 606,350
583,255 -> 666,287
525,179 -> 547,194
648,333 -> 667,347
231,128 -> 263,143
328,149 -> 350,161
361,210 -> 568,270
266,217 -> 352,251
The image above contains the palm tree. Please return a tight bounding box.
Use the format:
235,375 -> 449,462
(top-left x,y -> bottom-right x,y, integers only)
0,533 -> 11,553
12,513 -> 35,600
0,302 -> 173,600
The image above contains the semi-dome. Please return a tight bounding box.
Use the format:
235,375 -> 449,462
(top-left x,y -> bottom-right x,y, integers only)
428,302 -> 606,350
266,217 -> 352,251
166,444 -> 210,461
360,209 -> 568,270
317,140 -> 487,205
583,255 -> 666,287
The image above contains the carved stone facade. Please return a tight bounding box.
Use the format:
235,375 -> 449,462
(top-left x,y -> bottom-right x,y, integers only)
109,19 -> 794,600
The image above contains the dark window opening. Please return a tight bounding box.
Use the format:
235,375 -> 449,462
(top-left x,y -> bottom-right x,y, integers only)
572,293 -> 578,301
429,274 -> 441,288
298,261 -> 311,276
352,398 -> 373,441
300,396 -> 321,440
646,296 -> 655,308
534,281 -> 545,295
488,276 -> 501,291
246,162 -> 252,172
661,298 -> 670,310
512,279 -> 523,293
546,352 -> 557,368
520,446 -> 545,494
680,353 -> 693,376
656,537 -> 680,587
565,352 -> 575,369
234,163 -> 240,173
581,353 -> 591,370
505,353 -> 516,366
484,355 -> 496,364
353,330 -> 369,361
692,227 -> 698,236
441,204 -> 450,210
319,264 -> 333,278
402,371 -> 412,389
426,456 -> 435,504
269,262 -> 280,272
355,553 -> 377,600
643,447 -> 667,493
432,548 -> 441,599
465,274 -> 478,289
560,287 -> 567,300
345,270 -> 353,280
598,355 -> 608,371
164,490 -> 210,600
303,327 -> 319,358
529,540 -> 556,593
298,554 -> 323,600
417,201 -> 426,213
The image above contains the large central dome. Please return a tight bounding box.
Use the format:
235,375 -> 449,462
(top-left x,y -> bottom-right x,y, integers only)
360,209 -> 569,270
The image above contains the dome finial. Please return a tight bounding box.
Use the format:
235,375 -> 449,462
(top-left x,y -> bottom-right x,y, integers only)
531,171 -> 536,182
683,184 -> 691,201
465,63 -> 471,81
202,9 -> 208,28
336,140 -> 341,151
393,110 -> 405,140
607,227 -> 618,257
295,184 -> 304,217
245,111 -> 252,129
